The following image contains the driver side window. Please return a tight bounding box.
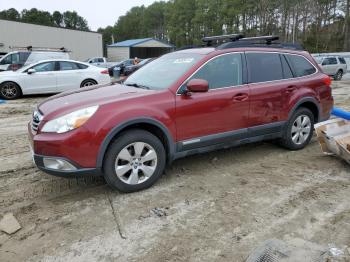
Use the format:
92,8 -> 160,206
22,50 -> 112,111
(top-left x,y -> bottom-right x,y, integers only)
30,62 -> 56,72
186,53 -> 243,91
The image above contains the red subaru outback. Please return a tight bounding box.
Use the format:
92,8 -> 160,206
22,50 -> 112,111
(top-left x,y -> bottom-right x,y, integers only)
28,35 -> 333,192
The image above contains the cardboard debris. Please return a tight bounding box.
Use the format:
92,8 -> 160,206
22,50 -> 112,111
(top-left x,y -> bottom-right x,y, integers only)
0,213 -> 21,234
315,118 -> 350,164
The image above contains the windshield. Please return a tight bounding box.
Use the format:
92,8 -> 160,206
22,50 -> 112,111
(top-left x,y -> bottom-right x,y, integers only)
124,52 -> 204,90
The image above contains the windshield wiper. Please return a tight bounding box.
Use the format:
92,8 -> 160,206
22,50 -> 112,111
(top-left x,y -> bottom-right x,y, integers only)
125,82 -> 150,90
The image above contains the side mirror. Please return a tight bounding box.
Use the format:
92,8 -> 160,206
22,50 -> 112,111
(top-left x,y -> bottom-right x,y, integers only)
27,69 -> 36,74
89,61 -> 93,63
186,79 -> 209,93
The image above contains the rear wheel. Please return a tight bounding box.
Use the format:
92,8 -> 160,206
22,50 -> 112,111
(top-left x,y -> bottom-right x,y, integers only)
334,70 -> 343,81
103,129 -> 166,193
81,79 -> 97,87
280,107 -> 314,150
0,82 -> 22,100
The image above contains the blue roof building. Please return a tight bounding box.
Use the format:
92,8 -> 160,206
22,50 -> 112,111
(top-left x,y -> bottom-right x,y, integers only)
107,38 -> 174,61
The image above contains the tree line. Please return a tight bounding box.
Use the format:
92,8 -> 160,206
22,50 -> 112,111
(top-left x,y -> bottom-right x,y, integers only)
0,8 -> 89,31
98,0 -> 350,53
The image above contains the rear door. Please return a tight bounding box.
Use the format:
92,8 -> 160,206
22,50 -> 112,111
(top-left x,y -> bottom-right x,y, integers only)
23,61 -> 57,93
175,52 -> 250,149
246,52 -> 290,134
56,61 -> 84,91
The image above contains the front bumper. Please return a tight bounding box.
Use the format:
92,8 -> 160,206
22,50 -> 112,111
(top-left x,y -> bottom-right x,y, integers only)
33,154 -> 101,178
28,121 -> 102,178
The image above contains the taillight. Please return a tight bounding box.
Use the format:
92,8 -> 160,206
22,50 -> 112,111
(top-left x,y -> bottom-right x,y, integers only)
101,69 -> 109,74
323,75 -> 332,86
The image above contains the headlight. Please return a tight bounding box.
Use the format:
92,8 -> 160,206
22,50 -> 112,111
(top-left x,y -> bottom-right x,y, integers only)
41,106 -> 99,133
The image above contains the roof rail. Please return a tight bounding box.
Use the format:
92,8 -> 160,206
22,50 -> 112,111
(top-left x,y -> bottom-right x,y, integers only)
9,46 -> 70,52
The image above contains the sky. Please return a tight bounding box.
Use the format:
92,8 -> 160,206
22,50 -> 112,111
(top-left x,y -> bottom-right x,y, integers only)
0,0 -> 158,31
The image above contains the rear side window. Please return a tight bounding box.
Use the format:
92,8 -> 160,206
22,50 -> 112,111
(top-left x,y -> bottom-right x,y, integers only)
285,54 -> 316,77
77,63 -> 88,69
339,57 -> 346,64
59,61 -> 79,71
189,53 -> 243,89
246,53 -> 283,83
322,57 -> 337,65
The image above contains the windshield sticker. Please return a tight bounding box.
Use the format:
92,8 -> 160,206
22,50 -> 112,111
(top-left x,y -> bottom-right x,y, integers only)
173,58 -> 194,64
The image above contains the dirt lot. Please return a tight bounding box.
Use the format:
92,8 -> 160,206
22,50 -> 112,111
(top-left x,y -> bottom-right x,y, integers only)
0,81 -> 350,262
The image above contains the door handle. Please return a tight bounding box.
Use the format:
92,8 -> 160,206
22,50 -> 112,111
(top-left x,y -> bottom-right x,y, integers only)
286,85 -> 297,93
233,93 -> 249,102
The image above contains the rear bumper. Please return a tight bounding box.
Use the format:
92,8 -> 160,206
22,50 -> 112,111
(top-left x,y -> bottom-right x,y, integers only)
33,154 -> 101,178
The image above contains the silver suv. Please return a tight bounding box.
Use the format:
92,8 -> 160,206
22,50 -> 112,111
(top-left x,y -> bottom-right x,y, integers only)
315,56 -> 347,81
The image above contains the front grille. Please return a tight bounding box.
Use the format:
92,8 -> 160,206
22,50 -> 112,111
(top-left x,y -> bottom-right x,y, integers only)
32,110 -> 43,132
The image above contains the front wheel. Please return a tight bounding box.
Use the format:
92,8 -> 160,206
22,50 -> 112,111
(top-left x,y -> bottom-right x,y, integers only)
280,108 -> 314,150
0,82 -> 22,100
103,129 -> 166,193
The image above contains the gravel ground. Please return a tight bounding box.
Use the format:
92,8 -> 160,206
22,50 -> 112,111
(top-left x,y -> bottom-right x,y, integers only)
0,81 -> 350,262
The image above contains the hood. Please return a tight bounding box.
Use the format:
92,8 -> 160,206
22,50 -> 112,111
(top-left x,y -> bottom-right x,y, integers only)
38,83 -> 156,119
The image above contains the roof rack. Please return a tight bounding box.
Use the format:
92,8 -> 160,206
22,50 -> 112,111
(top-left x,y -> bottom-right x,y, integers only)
9,46 -> 70,52
212,35 -> 304,51
202,34 -> 244,46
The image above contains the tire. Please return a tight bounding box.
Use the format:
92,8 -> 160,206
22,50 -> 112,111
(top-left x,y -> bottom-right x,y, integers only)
280,107 -> 314,150
334,70 -> 343,81
103,129 -> 166,193
81,79 -> 97,87
0,82 -> 22,100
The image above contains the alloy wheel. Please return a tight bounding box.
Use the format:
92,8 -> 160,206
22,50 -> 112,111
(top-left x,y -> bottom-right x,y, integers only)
1,83 -> 18,99
114,142 -> 158,185
291,115 -> 312,145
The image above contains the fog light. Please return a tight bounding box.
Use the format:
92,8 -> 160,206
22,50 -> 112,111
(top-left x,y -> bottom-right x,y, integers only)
43,158 -> 77,171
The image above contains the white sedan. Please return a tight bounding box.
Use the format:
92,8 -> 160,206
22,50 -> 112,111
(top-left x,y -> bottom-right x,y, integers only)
0,59 -> 111,99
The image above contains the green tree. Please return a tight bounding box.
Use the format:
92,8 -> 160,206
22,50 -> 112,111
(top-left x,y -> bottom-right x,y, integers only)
0,8 -> 20,21
21,8 -> 54,26
52,11 -> 63,27
62,11 -> 89,31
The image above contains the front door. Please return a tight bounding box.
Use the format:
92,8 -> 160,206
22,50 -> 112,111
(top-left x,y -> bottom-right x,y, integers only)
175,53 -> 250,150
23,61 -> 57,94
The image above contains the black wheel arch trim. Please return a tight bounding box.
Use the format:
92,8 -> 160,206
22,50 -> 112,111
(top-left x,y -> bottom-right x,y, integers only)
288,97 -> 321,123
81,79 -> 98,86
96,117 -> 176,170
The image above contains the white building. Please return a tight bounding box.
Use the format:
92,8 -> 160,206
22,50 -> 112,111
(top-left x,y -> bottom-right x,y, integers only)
0,19 -> 103,61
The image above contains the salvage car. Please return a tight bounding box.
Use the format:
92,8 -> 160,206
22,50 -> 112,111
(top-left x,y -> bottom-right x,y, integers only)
0,59 -> 111,99
28,35 -> 333,192
123,58 -> 156,76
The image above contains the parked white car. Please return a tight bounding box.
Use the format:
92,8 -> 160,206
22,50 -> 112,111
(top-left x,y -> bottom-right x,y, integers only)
85,57 -> 117,68
314,56 -> 347,81
0,59 -> 111,99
